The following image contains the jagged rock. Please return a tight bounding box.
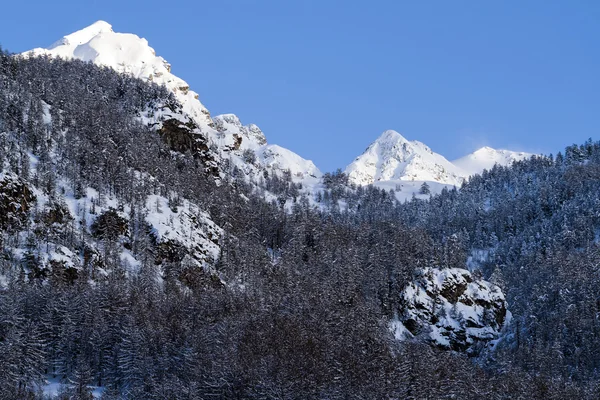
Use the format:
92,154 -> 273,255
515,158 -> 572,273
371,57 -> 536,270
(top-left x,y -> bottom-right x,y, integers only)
392,267 -> 508,355
159,118 -> 202,153
158,118 -> 220,174
227,134 -> 242,151
155,239 -> 187,264
49,260 -> 79,285
213,114 -> 267,147
146,194 -> 222,268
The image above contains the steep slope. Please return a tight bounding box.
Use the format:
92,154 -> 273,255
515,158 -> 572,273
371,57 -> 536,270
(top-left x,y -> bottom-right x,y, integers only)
346,130 -> 466,186
26,21 -> 321,190
212,114 -> 321,183
453,146 -> 532,177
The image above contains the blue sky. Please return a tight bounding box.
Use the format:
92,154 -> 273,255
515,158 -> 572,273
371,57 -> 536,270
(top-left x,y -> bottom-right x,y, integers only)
1,1 -> 599,172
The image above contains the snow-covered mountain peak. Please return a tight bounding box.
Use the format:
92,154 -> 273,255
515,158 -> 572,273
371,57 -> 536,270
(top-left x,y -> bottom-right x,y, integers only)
372,130 -> 425,151
26,21 -> 213,129
346,130 -> 465,186
346,129 -> 534,198
24,21 -> 533,203
377,129 -> 409,143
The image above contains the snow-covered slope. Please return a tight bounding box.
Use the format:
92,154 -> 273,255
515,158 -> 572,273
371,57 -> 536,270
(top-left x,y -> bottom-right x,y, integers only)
346,130 -> 466,186
25,21 -> 321,189
0,164 -> 222,288
453,146 -> 532,177
211,113 -> 321,182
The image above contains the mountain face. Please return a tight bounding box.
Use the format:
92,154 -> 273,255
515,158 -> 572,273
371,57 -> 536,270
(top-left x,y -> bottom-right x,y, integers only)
26,21 -> 322,189
211,114 -> 321,183
346,131 -> 533,192
27,21 -> 533,200
29,20 -> 214,129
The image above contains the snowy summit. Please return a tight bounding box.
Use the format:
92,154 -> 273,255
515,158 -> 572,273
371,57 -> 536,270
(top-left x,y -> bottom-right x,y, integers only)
346,130 -> 466,186
346,131 -> 533,193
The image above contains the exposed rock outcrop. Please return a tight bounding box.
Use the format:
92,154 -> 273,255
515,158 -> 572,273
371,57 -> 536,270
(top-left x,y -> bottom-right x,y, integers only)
158,118 -> 219,173
391,267 -> 508,355
213,113 -> 267,147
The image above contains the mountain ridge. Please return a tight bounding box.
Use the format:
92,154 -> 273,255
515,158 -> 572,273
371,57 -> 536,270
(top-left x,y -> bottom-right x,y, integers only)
452,146 -> 532,177
26,20 -> 532,195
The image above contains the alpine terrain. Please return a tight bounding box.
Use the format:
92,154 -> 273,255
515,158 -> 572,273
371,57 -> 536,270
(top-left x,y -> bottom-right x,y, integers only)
0,20 -> 598,399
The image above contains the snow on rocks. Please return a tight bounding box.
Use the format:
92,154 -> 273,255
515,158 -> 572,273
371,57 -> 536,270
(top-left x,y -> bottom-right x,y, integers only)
145,194 -> 221,268
213,114 -> 267,148
0,173 -> 36,230
393,267 -> 508,355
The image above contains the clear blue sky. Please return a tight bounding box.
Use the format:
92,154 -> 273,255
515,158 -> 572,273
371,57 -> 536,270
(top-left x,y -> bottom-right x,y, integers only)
1,1 -> 599,172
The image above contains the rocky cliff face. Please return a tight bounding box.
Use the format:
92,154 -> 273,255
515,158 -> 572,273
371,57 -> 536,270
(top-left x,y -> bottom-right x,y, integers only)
390,267 -> 508,355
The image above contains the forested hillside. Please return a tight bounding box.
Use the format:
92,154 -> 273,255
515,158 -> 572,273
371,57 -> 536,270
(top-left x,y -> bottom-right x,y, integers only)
1,49 -> 599,399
